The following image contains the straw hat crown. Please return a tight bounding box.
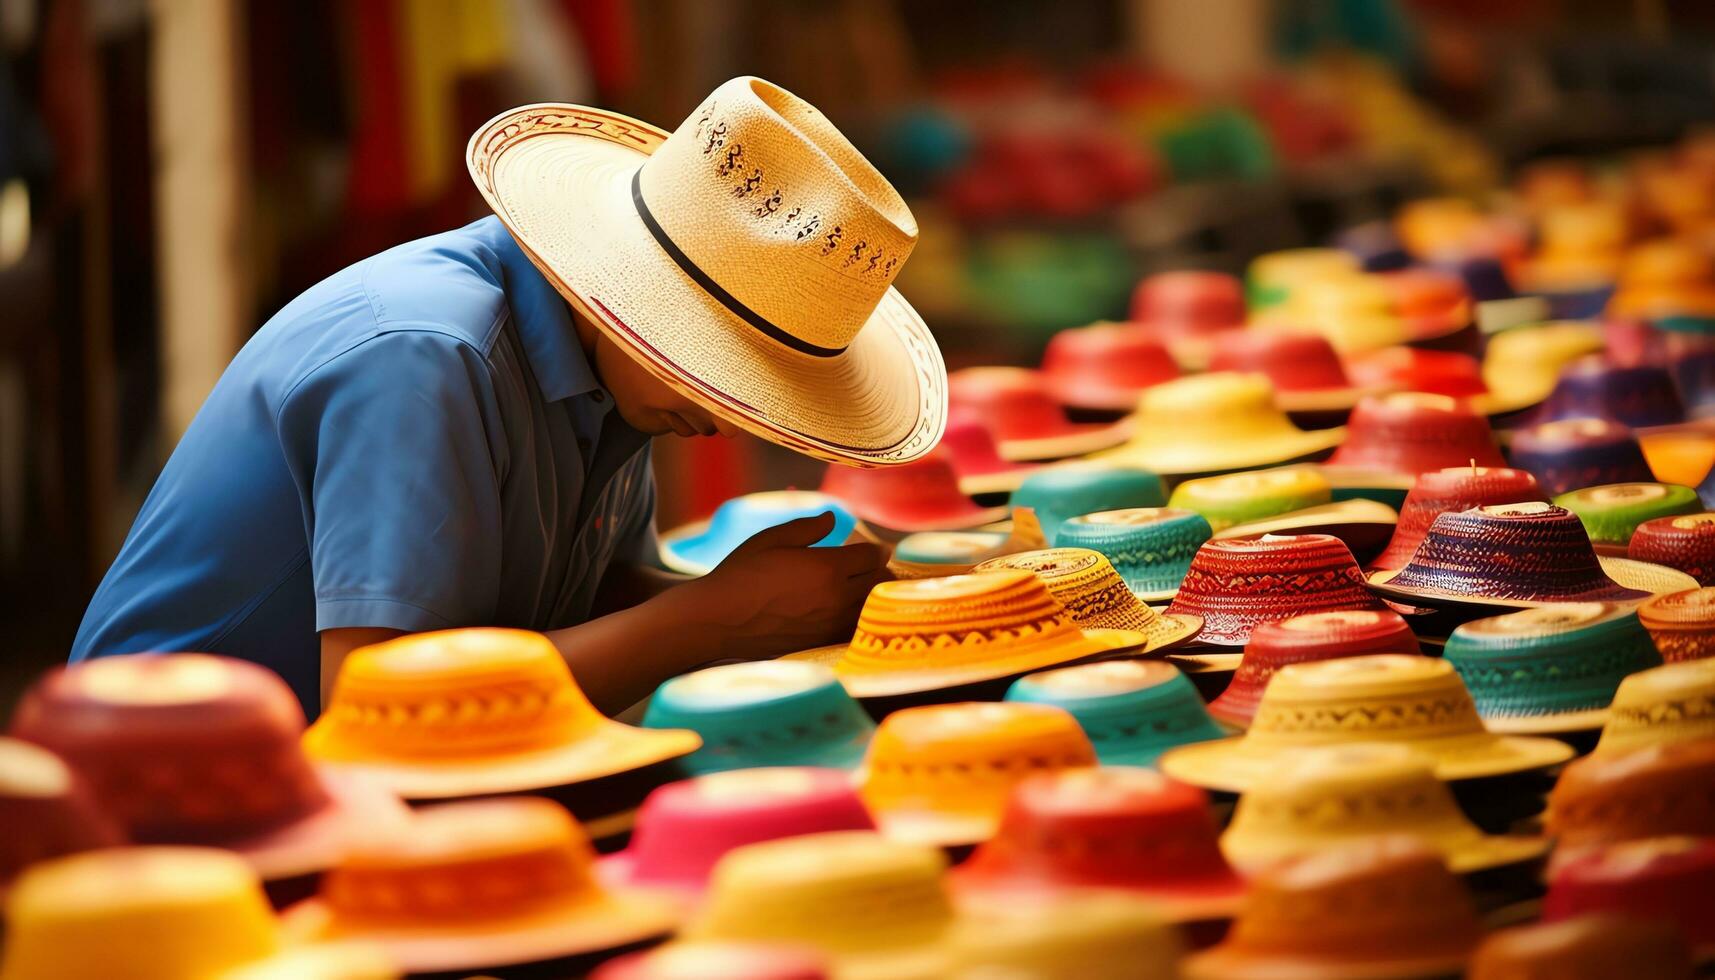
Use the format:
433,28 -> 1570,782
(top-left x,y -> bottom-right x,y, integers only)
1596,657 -> 1715,754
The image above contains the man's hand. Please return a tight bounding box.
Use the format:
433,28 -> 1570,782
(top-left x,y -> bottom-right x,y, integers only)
685,511 -> 889,658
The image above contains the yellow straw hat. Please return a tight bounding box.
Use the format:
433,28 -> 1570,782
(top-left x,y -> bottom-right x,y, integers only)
857,702 -> 1098,847
0,847 -> 395,980
1474,321 -> 1605,416
681,831 -> 957,980
283,798 -> 679,973
949,893 -> 1183,980
1594,658 -> 1715,755
783,570 -> 1146,698
302,629 -> 699,800
1097,373 -> 1346,476
971,548 -> 1202,650
1221,743 -> 1549,874
466,78 -> 946,467
1254,273 -> 1411,354
1159,655 -> 1575,793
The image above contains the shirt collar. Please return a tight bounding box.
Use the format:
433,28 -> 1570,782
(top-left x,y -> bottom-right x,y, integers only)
482,216 -> 603,403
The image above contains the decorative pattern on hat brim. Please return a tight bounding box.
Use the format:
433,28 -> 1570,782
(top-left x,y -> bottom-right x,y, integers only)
1099,425 -> 1347,477
1367,559 -> 1697,611
301,720 -> 701,801
1160,730 -> 1574,794
282,879 -> 680,972
466,94 -> 947,468
781,627 -> 1147,699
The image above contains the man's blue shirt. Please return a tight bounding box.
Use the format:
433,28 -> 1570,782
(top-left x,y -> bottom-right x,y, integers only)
72,217 -> 659,715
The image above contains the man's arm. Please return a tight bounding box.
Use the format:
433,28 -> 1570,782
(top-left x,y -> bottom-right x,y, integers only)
321,627 -> 404,707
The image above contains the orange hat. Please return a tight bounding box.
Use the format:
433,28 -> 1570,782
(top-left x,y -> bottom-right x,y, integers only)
1469,915 -> 1694,980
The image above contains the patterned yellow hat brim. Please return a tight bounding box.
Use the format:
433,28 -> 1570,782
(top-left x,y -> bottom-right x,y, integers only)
1100,426 -> 1346,477
1222,829 -> 1549,877
1479,706 -> 1611,735
1367,559 -> 1699,611
281,885 -> 680,973
1158,731 -> 1575,794
301,721 -> 701,800
781,628 -> 1147,698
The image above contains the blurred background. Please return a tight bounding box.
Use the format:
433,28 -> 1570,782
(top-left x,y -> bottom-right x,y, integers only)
7,0 -> 1715,700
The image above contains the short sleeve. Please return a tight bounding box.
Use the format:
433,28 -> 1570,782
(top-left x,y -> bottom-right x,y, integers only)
615,447 -> 664,569
277,329 -> 506,633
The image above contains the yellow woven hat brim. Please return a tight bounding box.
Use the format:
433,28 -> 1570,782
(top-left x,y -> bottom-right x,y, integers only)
1142,612 -> 1203,652
302,721 -> 700,800
1273,383 -> 1392,414
227,772 -> 411,881
1366,559 -> 1699,611
956,467 -> 1035,496
1158,731 -> 1574,794
1214,499 -> 1399,542
1100,425 -> 1346,476
781,628 -> 1147,698
1222,828 -> 1549,876
280,885 -> 680,973
995,419 -> 1135,463
467,105 -> 947,468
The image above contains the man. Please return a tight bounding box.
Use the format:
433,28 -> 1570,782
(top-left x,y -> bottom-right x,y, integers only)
72,77 -> 948,716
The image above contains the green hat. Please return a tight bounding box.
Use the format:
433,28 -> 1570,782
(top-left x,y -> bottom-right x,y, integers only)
1056,507 -> 1213,602
1011,464 -> 1166,545
644,661 -> 875,775
1006,660 -> 1227,766
1443,603 -> 1662,734
1167,466 -> 1332,532
1553,483 -> 1700,548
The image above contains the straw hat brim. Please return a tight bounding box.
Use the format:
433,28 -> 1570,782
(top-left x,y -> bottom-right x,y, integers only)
1098,426 -> 1346,476
213,942 -> 399,980
1478,705 -> 1611,735
1182,944 -> 1473,980
1221,830 -> 1549,877
780,628 -> 1147,698
301,721 -> 701,800
281,886 -> 680,973
1271,383 -> 1391,414
1316,465 -> 1419,493
1366,559 -> 1698,611
952,870 -> 1248,923
1157,732 -> 1575,793
956,465 -> 1038,496
467,105 -> 946,467
1213,499 -> 1399,543
995,419 -> 1134,462
227,772 -> 411,881
1043,376 -> 1159,413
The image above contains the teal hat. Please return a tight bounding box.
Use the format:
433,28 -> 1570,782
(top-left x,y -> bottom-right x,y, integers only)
1443,603 -> 1663,734
661,491 -> 859,575
643,661 -> 875,775
1011,465 -> 1167,545
1056,507 -> 1213,601
1006,660 -> 1227,767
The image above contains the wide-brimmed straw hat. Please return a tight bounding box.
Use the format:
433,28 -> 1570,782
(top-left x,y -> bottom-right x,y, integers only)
283,798 -> 679,973
11,654 -> 408,884
1630,515 -> 1715,585
0,847 -> 395,980
660,491 -> 865,575
466,78 -> 946,467
641,661 -> 874,775
1096,373 -> 1345,476
601,767 -> 876,898
302,629 -> 699,801
951,767 -> 1249,922
1475,321 -> 1605,416
1508,418 -> 1657,497
1221,743 -> 1548,875
947,367 -> 1131,461
1443,603 -> 1662,734
1594,657 -> 1715,755
783,570 -> 1146,698
1370,465 -> 1547,571
971,548 -> 1201,650
1207,609 -> 1423,728
1366,502 -> 1698,610
1635,586 -> 1715,662
1182,837 -> 1483,980
1056,507 -> 1213,602
0,738 -> 123,896
1554,482 -> 1700,554
1469,915 -> 1696,980
680,831 -> 958,980
1005,661 -> 1227,766
1159,655 -> 1575,793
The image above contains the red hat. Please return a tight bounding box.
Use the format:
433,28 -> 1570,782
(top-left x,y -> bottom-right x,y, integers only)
1371,466 -> 1549,571
1208,331 -> 1370,413
1544,837 -> 1715,958
1343,346 -> 1489,400
1629,514 -> 1715,585
1379,267 -> 1474,345
1164,534 -> 1389,647
1328,393 -> 1506,475
1130,271 -> 1246,337
952,767 -> 1247,922
947,368 -> 1131,461
0,738 -> 124,892
603,768 -> 874,898
1207,609 -> 1422,728
821,449 -> 1006,532
1040,323 -> 1179,411
940,413 -> 1039,496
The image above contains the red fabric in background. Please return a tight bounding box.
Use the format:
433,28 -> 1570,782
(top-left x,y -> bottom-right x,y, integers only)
560,0 -> 637,100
